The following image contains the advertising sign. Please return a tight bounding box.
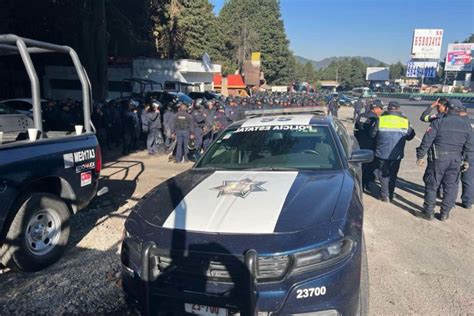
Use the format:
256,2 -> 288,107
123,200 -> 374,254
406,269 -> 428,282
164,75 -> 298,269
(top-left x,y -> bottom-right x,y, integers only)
411,29 -> 443,59
406,61 -> 438,78
366,67 -> 390,81
444,43 -> 474,72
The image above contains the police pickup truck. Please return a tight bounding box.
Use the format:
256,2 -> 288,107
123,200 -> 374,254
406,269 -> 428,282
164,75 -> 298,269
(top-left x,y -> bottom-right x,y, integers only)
121,107 -> 373,315
0,35 -> 104,272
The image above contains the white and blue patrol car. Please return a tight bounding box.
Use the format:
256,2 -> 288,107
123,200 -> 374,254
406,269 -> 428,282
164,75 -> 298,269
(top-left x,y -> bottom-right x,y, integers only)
121,108 -> 373,316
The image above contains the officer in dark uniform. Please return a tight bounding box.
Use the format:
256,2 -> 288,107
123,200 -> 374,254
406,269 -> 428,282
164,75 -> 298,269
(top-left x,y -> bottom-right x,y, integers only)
190,98 -> 208,158
370,101 -> 415,202
364,98 -> 373,113
416,100 -> 472,220
460,108 -> 474,209
214,103 -> 231,135
171,103 -> 194,163
419,98 -> 448,123
354,101 -> 384,190
353,97 -> 364,122
203,100 -> 216,150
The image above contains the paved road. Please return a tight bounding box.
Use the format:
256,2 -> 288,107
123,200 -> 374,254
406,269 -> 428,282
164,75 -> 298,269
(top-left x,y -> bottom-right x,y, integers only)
345,100 -> 474,315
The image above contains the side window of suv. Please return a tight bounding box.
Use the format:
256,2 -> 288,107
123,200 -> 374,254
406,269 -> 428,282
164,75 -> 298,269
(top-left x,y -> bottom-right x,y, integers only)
334,121 -> 350,157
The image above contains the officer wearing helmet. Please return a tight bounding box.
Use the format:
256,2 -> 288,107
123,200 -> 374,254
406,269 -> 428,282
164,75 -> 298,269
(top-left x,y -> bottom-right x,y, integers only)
143,100 -> 163,155
214,103 -> 231,135
190,98 -> 209,159
416,99 -> 472,221
203,100 -> 216,150
162,103 -> 175,149
171,103 -> 195,163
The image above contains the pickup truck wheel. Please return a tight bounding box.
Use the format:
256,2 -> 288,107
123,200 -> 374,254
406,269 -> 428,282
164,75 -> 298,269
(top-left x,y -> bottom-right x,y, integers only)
0,193 -> 70,272
357,235 -> 370,316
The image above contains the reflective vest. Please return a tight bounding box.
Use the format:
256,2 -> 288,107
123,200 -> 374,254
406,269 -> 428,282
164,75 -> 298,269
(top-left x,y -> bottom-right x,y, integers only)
375,113 -> 410,160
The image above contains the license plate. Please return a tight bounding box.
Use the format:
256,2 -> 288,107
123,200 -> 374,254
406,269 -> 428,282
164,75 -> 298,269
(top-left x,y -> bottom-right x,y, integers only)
184,303 -> 228,316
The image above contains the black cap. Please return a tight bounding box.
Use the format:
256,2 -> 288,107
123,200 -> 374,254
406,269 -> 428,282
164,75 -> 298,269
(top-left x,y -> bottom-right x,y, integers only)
388,101 -> 400,111
448,99 -> 466,111
371,99 -> 384,110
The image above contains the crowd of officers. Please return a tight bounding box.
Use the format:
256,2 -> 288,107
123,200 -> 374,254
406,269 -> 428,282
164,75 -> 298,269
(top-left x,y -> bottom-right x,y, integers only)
88,93 -> 326,163
354,97 -> 473,221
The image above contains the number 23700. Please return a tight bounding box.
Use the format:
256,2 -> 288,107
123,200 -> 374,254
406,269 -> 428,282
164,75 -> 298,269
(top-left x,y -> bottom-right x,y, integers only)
296,286 -> 327,299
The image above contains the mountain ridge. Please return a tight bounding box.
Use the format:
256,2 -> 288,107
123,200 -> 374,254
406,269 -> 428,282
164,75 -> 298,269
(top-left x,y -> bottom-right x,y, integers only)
296,55 -> 386,70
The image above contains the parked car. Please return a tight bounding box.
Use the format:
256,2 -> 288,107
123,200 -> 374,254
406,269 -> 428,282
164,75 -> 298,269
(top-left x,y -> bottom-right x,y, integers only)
0,98 -> 48,116
188,91 -> 220,101
145,91 -> 193,108
409,95 -> 422,101
121,107 -> 372,315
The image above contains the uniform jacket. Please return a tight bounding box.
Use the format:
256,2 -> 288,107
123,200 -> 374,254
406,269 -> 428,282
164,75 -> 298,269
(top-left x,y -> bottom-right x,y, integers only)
420,105 -> 445,123
370,111 -> 415,160
171,111 -> 194,134
144,111 -> 162,131
417,112 -> 472,160
354,111 -> 378,150
163,110 -> 174,130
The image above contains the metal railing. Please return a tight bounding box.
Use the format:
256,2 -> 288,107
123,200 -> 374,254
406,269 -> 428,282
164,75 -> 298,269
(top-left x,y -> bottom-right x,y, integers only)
0,34 -> 92,135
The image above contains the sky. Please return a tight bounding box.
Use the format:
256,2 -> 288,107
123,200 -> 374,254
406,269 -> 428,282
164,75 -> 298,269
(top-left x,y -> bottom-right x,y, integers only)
210,0 -> 474,64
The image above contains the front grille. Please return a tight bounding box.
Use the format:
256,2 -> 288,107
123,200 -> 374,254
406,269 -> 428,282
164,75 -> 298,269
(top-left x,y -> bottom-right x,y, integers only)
156,253 -> 290,282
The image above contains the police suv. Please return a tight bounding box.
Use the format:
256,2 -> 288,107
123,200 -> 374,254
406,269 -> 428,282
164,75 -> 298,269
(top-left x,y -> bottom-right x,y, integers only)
121,108 -> 373,315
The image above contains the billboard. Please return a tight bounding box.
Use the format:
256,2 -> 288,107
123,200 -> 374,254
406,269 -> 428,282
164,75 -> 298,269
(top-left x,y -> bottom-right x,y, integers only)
411,29 -> 443,59
366,67 -> 389,81
444,43 -> 474,72
406,61 -> 438,78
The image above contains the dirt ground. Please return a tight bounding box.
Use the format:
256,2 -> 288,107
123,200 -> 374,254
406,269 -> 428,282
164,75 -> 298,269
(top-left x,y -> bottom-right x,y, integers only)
0,105 -> 472,315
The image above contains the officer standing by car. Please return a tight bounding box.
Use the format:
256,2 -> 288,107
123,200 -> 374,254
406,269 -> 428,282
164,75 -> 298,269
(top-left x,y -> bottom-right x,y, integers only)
416,100 -> 471,220
370,101 -> 415,202
190,99 -> 209,159
420,98 -> 448,123
354,101 -> 384,191
353,97 -> 364,122
460,108 -> 474,209
162,103 -> 175,149
171,103 -> 194,163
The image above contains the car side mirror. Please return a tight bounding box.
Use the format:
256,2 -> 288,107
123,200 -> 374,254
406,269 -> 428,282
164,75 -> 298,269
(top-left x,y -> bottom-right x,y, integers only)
349,149 -> 374,163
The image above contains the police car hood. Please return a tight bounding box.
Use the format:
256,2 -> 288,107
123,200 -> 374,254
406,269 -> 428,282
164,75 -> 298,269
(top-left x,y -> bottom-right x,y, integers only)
131,169 -> 346,234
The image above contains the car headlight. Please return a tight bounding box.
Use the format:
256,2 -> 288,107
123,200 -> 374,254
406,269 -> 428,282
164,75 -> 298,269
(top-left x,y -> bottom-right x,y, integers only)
291,238 -> 355,275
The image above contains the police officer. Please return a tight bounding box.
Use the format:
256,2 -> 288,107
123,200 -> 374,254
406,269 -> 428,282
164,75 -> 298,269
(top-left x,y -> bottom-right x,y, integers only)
203,100 -> 216,150
327,96 -> 339,117
171,103 -> 194,163
370,101 -> 415,202
190,99 -> 208,157
416,100 -> 472,220
214,103 -> 231,135
143,101 -> 163,155
420,97 -> 448,123
460,108 -> 474,209
364,98 -> 373,113
354,101 -> 384,190
162,103 -> 175,150
353,97 -> 364,122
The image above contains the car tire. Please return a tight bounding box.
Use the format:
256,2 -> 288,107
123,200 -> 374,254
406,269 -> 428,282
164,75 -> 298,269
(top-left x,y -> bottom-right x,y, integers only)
0,193 -> 70,272
357,235 -> 370,316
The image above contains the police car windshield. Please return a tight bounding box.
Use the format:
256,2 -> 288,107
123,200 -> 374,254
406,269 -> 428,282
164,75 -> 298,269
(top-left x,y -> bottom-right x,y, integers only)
197,125 -> 342,170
